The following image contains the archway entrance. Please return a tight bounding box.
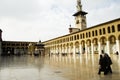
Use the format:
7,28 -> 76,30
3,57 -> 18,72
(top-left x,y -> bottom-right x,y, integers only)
93,38 -> 98,54
86,39 -> 91,54
109,35 -> 116,54
75,41 -> 79,55
100,37 -> 107,52
81,41 -> 85,54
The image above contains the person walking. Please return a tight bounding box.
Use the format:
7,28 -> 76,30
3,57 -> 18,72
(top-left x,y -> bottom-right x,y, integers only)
104,53 -> 112,74
98,50 -> 111,75
98,54 -> 108,75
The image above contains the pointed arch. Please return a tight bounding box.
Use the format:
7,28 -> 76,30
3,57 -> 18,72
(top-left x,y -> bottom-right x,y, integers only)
108,35 -> 116,44
86,39 -> 91,46
99,36 -> 107,45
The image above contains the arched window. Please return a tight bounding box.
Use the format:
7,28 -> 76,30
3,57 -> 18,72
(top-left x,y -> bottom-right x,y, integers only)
86,32 -> 88,38
80,34 -> 82,39
112,25 -> 115,32
74,35 -> 76,40
103,28 -> 106,34
72,36 -> 73,41
68,38 -> 69,41
76,20 -> 79,24
99,29 -> 102,35
118,24 -> 120,31
89,32 -> 91,37
108,27 -> 111,33
77,35 -> 79,40
92,31 -> 94,36
70,37 -> 71,41
95,30 -> 98,36
83,33 -> 85,38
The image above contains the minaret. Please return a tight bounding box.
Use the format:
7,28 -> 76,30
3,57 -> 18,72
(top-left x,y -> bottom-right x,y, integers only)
73,0 -> 87,30
76,0 -> 82,11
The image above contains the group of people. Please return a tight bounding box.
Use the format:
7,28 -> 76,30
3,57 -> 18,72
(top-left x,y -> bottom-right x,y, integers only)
98,50 -> 112,75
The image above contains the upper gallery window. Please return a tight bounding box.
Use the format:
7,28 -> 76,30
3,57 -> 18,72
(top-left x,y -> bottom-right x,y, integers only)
117,24 -> 120,31
76,20 -> 79,24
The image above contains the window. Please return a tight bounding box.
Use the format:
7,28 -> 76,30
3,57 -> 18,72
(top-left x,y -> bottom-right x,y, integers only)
108,27 -> 111,33
83,33 -> 85,38
74,35 -> 76,40
80,34 -> 82,39
82,19 -> 85,23
89,32 -> 91,37
95,30 -> 98,36
77,35 -> 79,40
70,37 -> 72,41
118,24 -> 120,31
92,31 -> 94,36
76,20 -> 79,24
68,38 -> 69,41
103,28 -> 106,34
112,25 -> 115,32
72,36 -> 73,41
86,32 -> 88,38
99,29 -> 102,35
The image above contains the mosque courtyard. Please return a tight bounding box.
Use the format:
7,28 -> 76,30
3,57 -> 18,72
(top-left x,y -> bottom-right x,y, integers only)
0,54 -> 120,80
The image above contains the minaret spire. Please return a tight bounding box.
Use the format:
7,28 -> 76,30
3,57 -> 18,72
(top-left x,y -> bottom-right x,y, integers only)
76,0 -> 82,11
69,0 -> 88,33
73,0 -> 88,30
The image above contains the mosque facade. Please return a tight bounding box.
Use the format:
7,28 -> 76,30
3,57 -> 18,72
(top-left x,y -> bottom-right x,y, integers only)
43,0 -> 120,56
0,0 -> 120,56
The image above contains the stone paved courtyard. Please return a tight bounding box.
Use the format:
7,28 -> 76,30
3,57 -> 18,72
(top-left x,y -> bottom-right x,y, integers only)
0,54 -> 120,80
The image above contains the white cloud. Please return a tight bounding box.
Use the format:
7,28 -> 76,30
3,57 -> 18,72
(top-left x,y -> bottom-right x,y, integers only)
0,0 -> 120,42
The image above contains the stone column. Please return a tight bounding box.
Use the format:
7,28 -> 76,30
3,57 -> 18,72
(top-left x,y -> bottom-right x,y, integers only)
53,47 -> 55,54
98,42 -> 101,55
62,46 -> 64,53
79,44 -> 82,54
116,40 -> 120,54
60,47 -> 62,54
91,43 -> 94,55
106,41 -> 110,55
73,45 -> 76,57
85,43 -> 87,54
55,46 -> 57,54
69,46 -> 71,56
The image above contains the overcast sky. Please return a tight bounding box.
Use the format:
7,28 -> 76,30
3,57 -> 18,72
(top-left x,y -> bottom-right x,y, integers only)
0,0 -> 120,42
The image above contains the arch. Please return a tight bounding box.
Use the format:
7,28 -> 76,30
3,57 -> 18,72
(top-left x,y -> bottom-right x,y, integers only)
75,41 -> 80,54
66,43 -> 69,47
86,39 -> 91,46
69,42 -> 73,55
81,40 -> 85,46
108,35 -> 116,44
92,38 -> 98,45
99,37 -> 107,53
118,35 -> 120,40
57,45 -> 59,48
75,41 -> 79,48
99,36 -> 107,45
60,44 -> 62,48
70,42 -> 73,46
60,44 -> 62,51
55,45 -> 57,48
63,44 -> 66,48
117,24 -> 120,31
